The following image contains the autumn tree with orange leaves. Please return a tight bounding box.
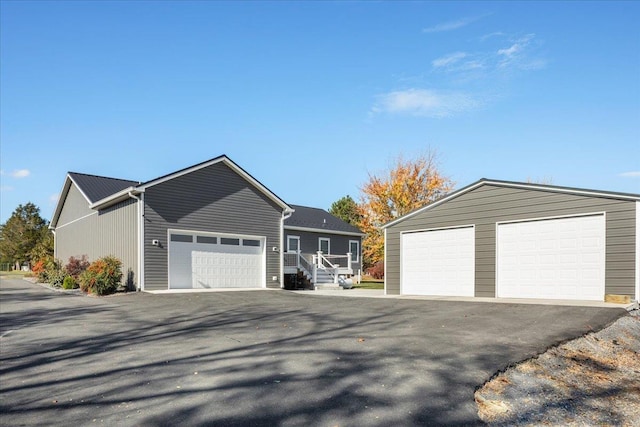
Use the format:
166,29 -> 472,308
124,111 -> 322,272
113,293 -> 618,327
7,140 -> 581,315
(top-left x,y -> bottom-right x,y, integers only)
358,151 -> 454,271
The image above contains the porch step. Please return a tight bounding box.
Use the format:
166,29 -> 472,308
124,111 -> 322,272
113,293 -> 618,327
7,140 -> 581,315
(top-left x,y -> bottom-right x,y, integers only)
315,283 -> 341,290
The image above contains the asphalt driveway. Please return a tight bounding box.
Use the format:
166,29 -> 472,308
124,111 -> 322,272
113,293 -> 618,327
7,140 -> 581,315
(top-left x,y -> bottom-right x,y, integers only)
0,278 -> 627,426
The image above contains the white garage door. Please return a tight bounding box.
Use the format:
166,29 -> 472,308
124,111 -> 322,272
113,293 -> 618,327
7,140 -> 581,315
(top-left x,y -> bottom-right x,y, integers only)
497,214 -> 605,301
169,232 -> 264,289
401,226 -> 475,296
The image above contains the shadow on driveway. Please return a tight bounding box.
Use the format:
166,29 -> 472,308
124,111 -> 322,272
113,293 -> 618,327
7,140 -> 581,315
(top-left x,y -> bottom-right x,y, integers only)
0,278 -> 626,426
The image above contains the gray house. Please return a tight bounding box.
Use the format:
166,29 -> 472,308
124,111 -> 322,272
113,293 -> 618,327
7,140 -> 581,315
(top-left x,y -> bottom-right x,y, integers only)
283,205 -> 364,288
50,155 -> 362,292
383,179 -> 640,303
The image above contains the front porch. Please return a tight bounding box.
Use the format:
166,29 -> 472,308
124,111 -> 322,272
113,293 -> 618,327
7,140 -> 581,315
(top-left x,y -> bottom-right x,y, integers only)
284,251 -> 360,289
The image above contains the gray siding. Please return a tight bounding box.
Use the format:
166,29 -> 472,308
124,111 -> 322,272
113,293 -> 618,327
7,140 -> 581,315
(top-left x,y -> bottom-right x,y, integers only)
55,187 -> 138,287
284,229 -> 362,272
57,184 -> 93,226
386,184 -> 637,298
143,162 -> 283,290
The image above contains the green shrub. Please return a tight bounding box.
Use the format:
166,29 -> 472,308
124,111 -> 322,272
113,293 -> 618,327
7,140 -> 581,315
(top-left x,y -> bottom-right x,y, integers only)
62,276 -> 77,290
79,256 -> 122,295
42,260 -> 65,287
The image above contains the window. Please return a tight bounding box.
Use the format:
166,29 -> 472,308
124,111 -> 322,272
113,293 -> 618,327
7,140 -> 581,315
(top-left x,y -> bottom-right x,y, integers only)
220,238 -> 240,246
196,236 -> 217,244
243,239 -> 261,247
349,240 -> 359,263
170,234 -> 193,243
287,236 -> 300,253
319,238 -> 330,254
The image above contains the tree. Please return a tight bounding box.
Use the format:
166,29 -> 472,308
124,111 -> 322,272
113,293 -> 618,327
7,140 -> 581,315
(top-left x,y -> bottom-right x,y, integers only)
358,151 -> 454,269
329,195 -> 362,226
0,203 -> 50,269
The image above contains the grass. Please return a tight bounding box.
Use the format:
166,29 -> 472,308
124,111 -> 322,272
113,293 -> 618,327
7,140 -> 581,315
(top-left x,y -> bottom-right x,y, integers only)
0,270 -> 30,277
353,280 -> 384,290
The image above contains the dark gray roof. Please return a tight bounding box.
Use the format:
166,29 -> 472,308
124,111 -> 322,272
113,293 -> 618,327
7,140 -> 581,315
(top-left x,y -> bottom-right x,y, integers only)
286,204 -> 363,234
68,172 -> 139,204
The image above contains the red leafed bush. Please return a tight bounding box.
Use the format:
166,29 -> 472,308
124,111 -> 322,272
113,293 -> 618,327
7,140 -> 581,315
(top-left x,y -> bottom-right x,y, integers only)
366,261 -> 384,279
78,256 -> 122,295
65,255 -> 90,279
31,260 -> 46,276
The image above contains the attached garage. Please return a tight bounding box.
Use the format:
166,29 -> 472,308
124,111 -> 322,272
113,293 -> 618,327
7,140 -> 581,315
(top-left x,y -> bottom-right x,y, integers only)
401,226 -> 475,296
384,179 -> 640,303
168,231 -> 266,289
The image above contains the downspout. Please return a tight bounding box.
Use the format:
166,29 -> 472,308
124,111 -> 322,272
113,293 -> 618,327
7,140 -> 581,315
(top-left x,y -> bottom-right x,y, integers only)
280,210 -> 294,288
129,191 -> 143,292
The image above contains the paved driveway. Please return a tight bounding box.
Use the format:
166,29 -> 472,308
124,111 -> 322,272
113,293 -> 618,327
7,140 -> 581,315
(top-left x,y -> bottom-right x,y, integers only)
0,278 -> 626,426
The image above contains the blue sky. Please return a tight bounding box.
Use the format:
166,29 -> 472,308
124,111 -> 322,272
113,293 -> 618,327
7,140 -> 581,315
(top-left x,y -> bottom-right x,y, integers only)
1,1 -> 639,222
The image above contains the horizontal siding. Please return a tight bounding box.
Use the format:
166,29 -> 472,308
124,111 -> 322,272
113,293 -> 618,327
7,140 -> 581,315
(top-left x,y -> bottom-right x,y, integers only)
386,184 -> 637,298
57,184 -> 93,226
144,162 -> 283,291
55,197 -> 138,288
284,229 -> 362,272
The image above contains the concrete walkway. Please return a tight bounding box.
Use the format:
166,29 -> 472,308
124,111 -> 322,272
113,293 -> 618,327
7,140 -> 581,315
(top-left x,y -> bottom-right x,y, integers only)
290,288 -> 638,310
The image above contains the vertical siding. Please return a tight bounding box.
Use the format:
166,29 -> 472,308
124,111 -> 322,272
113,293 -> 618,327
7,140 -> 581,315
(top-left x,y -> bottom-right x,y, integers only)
143,162 -> 283,291
56,184 -> 93,226
284,229 -> 362,272
55,191 -> 138,287
386,184 -> 637,298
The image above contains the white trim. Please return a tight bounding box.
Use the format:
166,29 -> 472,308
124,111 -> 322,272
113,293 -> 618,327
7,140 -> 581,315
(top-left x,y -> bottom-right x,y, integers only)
90,187 -> 138,210
54,211 -> 98,229
349,240 -> 360,263
399,224 -> 476,296
400,224 -> 476,235
287,235 -> 301,253
167,227 -> 267,290
384,179 -> 640,229
495,211 -> 606,226
636,201 -> 640,302
137,156 -> 293,213
383,228 -> 387,295
67,174 -> 93,205
50,176 -> 92,229
318,237 -> 331,254
284,225 -> 364,236
280,210 -> 293,289
138,193 -> 145,291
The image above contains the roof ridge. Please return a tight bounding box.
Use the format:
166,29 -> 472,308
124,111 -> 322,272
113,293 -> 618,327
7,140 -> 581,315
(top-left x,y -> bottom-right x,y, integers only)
69,171 -> 139,184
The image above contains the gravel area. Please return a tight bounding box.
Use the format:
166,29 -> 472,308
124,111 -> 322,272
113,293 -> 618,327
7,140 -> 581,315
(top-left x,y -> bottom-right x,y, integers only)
475,309 -> 640,426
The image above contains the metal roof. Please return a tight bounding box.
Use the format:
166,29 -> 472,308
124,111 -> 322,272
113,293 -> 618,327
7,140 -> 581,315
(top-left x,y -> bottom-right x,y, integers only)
383,178 -> 640,229
68,172 -> 139,204
285,204 -> 363,235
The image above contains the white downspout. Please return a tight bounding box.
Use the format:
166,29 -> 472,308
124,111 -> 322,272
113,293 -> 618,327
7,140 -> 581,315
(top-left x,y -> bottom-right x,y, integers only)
281,210 -> 294,288
129,191 -> 144,292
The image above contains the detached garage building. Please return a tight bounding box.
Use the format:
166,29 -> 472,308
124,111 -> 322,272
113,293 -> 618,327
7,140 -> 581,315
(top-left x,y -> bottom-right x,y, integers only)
384,179 -> 640,302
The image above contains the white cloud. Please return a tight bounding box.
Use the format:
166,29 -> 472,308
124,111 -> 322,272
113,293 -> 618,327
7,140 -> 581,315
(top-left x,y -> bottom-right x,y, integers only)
432,52 -> 468,68
423,14 -> 487,33
372,89 -> 480,118
5,169 -> 31,178
497,34 -> 539,68
619,171 -> 640,178
0,185 -> 14,192
49,193 -> 60,203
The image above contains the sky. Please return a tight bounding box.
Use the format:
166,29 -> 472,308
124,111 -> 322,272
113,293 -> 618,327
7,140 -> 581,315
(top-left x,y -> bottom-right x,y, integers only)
1,1 -> 639,223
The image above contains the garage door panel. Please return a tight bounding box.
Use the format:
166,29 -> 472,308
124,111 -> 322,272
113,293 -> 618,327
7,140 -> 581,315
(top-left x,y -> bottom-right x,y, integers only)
170,233 -> 264,289
497,215 -> 605,301
401,227 -> 475,297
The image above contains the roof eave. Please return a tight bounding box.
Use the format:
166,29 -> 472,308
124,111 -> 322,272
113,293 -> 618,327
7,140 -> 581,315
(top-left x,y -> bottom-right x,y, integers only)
383,178 -> 640,229
90,187 -> 141,210
284,225 -> 365,237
